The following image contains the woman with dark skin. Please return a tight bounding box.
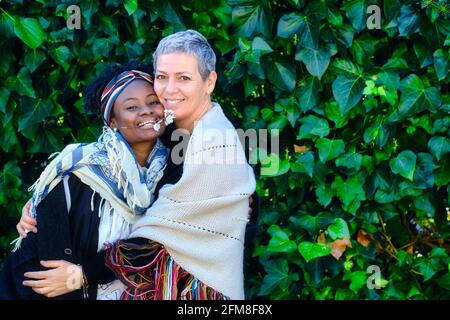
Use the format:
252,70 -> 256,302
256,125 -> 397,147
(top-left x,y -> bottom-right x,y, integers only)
0,62 -> 172,299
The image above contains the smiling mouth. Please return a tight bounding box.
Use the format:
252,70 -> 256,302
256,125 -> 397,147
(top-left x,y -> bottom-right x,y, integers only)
165,98 -> 184,105
137,119 -> 159,128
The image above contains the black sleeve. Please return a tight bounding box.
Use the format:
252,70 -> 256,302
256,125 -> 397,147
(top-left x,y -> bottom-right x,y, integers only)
0,181 -> 82,300
0,232 -> 45,300
82,250 -> 116,285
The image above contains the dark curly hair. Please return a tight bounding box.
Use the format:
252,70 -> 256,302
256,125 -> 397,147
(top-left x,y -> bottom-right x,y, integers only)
83,61 -> 153,115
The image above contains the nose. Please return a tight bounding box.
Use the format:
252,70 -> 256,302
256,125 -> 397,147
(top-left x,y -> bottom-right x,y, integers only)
139,104 -> 154,116
165,77 -> 178,94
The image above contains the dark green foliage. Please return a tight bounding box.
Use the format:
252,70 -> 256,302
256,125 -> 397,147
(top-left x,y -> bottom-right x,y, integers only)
0,0 -> 449,299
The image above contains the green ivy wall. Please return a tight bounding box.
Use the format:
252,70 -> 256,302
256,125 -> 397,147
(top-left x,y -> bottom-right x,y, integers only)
0,0 -> 449,299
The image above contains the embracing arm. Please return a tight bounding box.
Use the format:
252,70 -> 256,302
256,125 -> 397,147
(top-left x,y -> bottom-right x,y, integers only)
17,199 -> 37,237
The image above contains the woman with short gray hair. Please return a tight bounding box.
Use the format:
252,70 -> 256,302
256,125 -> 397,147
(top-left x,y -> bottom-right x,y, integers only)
109,29 -> 257,300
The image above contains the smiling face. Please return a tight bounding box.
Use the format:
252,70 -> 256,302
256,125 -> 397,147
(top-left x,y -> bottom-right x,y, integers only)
109,79 -> 165,148
153,52 -> 217,130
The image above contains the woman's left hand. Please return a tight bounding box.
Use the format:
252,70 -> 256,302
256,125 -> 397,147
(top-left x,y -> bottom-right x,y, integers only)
23,260 -> 83,298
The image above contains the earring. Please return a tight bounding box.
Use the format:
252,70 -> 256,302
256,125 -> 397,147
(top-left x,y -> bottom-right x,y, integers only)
113,128 -> 118,132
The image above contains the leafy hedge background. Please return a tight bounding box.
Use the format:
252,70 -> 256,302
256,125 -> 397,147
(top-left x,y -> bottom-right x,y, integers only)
0,0 -> 449,299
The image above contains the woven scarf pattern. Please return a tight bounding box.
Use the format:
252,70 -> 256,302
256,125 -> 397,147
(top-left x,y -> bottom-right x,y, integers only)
105,239 -> 229,300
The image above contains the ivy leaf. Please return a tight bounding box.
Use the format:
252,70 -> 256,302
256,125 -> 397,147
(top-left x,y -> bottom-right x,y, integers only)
331,24 -> 355,48
28,127 -> 70,154
350,35 -> 377,65
276,97 -> 298,128
331,58 -> 362,77
92,37 -> 118,58
329,238 -> 352,260
80,1 -> 100,28
315,183 -> 333,207
377,71 -> 400,91
335,152 -> 362,170
398,5 -> 420,36
6,67 -> 36,98
413,40 -> 433,68
290,213 -> 334,237
434,155 -> 450,187
0,122 -> 19,152
436,272 -> 450,290
18,99 -> 53,131
332,175 -> 366,214
268,62 -> 296,92
391,74 -> 441,121
258,259 -> 297,295
432,117 -> 450,134
24,50 -> 45,73
363,116 -> 389,147
343,0 -> 368,33
278,12 -> 319,49
0,87 -> 10,114
153,1 -> 185,29
428,136 -> 450,161
412,258 -> 443,281
232,1 -> 271,37
298,115 -> 330,139
433,48 -> 449,80
14,17 -> 45,49
277,12 -> 305,39
413,193 -> 436,217
252,36 -> 273,56
315,138 -> 345,163
296,76 -> 320,112
50,46 -> 74,72
298,242 -> 331,262
389,150 -> 417,181
260,153 -> 290,177
124,0 -> 138,15
295,43 -> 337,79
332,75 -> 364,115
327,218 -> 350,240
413,153 -> 437,189
291,151 -> 314,177
343,271 -> 367,292
383,57 -> 409,70
267,225 -> 297,253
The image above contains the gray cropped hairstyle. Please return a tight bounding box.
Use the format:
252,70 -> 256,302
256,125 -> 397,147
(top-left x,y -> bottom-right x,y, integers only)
153,29 -> 216,81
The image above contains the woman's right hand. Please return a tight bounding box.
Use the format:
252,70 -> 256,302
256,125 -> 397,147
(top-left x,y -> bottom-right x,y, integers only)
16,199 -> 37,237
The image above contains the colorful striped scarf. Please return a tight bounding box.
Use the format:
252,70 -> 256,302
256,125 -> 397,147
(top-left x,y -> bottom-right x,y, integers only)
105,239 -> 229,300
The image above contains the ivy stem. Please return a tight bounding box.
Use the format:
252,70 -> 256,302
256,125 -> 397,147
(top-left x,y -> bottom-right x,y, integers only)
0,7 -> 15,22
377,212 -> 398,260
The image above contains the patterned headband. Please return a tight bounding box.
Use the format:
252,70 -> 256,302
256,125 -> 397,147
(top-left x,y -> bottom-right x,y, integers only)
100,70 -> 154,125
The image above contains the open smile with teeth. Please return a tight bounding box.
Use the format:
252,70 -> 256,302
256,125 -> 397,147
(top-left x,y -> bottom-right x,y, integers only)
165,98 -> 184,105
137,119 -> 160,128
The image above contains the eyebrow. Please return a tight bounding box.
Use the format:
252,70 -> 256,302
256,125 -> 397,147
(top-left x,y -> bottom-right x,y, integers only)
156,71 -> 193,76
121,93 -> 157,103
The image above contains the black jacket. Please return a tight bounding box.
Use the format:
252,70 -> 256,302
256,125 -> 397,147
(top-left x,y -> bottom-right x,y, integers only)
0,175 -> 108,300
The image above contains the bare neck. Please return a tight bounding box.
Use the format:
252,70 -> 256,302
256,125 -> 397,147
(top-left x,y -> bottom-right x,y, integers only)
132,141 -> 156,167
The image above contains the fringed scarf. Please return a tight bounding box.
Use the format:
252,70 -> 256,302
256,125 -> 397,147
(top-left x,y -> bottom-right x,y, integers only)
105,240 -> 229,300
12,127 -> 168,251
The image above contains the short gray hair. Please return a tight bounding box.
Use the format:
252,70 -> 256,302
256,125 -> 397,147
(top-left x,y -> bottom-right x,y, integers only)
153,29 -> 216,80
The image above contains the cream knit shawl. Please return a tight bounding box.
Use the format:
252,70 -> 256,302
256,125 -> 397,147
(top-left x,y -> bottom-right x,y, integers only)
129,103 -> 256,299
